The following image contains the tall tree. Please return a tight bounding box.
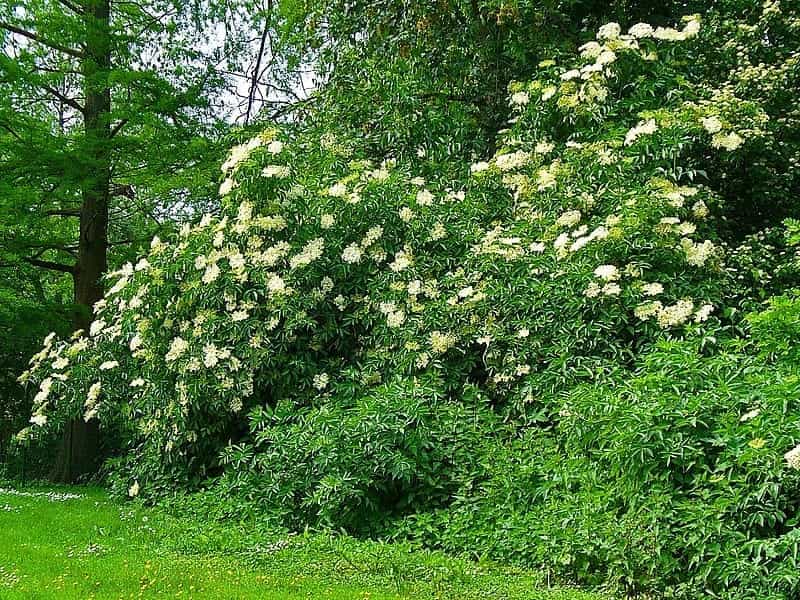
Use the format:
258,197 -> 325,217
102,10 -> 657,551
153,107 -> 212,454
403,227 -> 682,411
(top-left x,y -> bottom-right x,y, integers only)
0,0 -> 258,481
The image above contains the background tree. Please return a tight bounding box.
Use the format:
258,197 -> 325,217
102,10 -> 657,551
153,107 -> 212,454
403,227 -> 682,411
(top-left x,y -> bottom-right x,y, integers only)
0,0 -> 267,481
272,0 -> 722,162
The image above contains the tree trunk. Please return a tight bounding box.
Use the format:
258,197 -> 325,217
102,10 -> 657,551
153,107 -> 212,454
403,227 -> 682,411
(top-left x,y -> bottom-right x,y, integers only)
50,0 -> 111,484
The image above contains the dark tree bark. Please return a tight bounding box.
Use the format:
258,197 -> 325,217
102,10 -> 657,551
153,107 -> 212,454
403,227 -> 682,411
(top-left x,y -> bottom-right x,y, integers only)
50,0 -> 111,483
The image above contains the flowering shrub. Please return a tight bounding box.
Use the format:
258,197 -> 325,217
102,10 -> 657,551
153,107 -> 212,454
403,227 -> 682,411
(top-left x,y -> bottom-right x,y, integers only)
14,3 -> 800,596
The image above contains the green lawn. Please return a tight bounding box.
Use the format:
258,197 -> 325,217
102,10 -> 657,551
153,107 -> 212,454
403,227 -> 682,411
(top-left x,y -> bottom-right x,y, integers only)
0,484 -> 606,599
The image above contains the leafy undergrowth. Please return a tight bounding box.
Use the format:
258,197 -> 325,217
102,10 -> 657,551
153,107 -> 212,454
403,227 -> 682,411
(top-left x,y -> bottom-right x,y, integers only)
0,484 -> 605,600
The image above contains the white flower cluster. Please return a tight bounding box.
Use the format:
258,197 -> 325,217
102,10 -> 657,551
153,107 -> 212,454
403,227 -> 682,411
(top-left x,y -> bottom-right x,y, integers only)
555,210 -> 582,227
166,336 -> 189,362
84,381 -> 102,422
710,131 -> 744,151
641,282 -> 664,296
429,331 -> 456,354
585,264 -> 622,297
289,238 -> 325,269
681,238 -> 717,267
262,165 -> 291,178
624,119 -> 659,146
785,444 -> 800,470
219,132 -> 287,195
379,301 -> 406,329
474,226 -> 527,260
221,135 -> 264,174
494,150 -> 531,172
510,90 -> 530,107
634,299 -> 714,327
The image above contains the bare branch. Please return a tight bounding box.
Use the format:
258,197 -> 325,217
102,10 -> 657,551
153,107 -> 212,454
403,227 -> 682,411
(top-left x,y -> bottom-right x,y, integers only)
245,0 -> 273,124
109,118 -> 128,138
40,84 -> 85,113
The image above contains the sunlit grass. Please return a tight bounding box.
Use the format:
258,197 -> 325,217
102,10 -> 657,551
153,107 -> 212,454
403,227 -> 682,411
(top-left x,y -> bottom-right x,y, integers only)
0,484 -> 606,599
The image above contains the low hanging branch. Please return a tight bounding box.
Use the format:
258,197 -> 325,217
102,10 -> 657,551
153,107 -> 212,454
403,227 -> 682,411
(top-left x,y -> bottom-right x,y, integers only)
22,257 -> 76,274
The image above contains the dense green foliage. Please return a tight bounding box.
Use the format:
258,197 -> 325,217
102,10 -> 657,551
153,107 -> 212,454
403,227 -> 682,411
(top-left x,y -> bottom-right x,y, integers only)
399,301 -> 800,594
5,0 -> 800,598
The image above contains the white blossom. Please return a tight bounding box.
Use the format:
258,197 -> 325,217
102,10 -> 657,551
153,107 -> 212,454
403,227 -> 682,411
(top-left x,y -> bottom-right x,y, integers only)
399,207 -> 415,222
694,303 -> 715,322
87,382 -> 102,402
560,69 -> 581,81
740,409 -> 760,422
267,274 -> 287,294
641,282 -> 664,296
594,265 -> 620,281
342,243 -> 363,264
320,214 -> 335,229
328,183 -> 348,197
624,119 -> 658,146
416,189 -> 435,205
597,22 -> 621,40
711,132 -> 744,151
386,310 -> 406,328
628,23 -> 654,38
262,165 -> 291,178
785,444 -> 800,470
510,91 -> 530,106
312,372 -> 329,390
128,481 -> 140,498
702,116 -> 723,134
555,210 -> 582,227
165,337 -> 189,362
429,330 -> 456,354
89,319 -> 106,337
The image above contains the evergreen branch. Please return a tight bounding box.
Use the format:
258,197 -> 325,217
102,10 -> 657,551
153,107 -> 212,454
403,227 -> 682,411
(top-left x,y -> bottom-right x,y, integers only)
0,21 -> 84,59
55,0 -> 84,14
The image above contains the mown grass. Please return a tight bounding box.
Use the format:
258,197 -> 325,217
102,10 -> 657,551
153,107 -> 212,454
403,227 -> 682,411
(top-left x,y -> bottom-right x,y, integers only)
0,483 -> 606,599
